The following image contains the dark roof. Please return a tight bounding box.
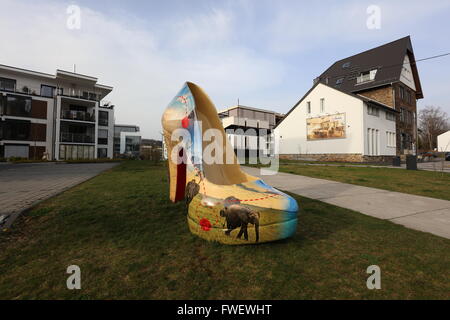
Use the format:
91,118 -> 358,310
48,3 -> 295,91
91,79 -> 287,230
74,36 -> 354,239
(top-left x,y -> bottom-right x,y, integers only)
275,81 -> 398,129
316,36 -> 423,99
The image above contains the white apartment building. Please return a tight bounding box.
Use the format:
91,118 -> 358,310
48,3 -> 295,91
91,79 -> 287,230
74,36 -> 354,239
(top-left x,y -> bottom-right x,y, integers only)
276,82 -> 397,162
113,124 -> 141,158
0,64 -> 115,160
218,105 -> 284,158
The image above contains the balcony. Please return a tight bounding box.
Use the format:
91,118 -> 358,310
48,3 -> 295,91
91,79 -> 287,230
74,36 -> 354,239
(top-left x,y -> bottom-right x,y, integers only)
61,110 -> 95,122
356,69 -> 377,84
0,85 -> 99,101
221,116 -> 271,130
60,132 -> 95,144
60,90 -> 99,102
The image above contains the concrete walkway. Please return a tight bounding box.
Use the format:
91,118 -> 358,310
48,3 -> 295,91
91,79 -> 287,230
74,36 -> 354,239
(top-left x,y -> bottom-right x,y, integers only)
243,167 -> 450,240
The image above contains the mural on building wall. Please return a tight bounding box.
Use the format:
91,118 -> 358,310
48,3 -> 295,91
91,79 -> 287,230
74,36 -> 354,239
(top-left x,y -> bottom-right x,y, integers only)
307,113 -> 346,140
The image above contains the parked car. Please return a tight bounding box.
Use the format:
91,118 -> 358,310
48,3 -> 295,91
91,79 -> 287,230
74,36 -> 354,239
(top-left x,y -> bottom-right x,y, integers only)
417,151 -> 438,162
445,152 -> 450,161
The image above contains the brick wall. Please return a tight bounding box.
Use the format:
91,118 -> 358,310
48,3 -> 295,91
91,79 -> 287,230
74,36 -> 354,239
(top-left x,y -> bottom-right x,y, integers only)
357,83 -> 418,155
279,153 -> 396,163
358,85 -> 394,107
394,83 -> 417,155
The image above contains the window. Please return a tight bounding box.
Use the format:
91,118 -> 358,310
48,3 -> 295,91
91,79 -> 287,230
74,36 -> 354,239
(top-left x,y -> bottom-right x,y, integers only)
402,133 -> 412,150
97,148 -> 107,158
399,86 -> 405,100
5,95 -> 32,117
0,78 -> 16,92
367,105 -> 379,117
0,95 -> 4,115
367,128 -> 379,156
386,112 -> 396,121
98,129 -> 108,145
357,69 -> 377,84
400,108 -> 405,122
342,62 -> 351,69
88,92 -> 98,101
406,90 -> 412,104
60,144 -> 94,160
320,98 -> 325,113
125,136 -> 141,152
306,101 -> 311,114
386,131 -> 396,147
2,120 -> 30,140
40,85 -> 55,98
406,110 -> 414,125
336,78 -> 344,85
98,110 -> 109,126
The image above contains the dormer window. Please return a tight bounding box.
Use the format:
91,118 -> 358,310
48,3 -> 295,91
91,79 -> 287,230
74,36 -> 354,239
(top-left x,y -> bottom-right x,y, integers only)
336,78 -> 344,85
342,62 -> 351,69
357,69 -> 377,84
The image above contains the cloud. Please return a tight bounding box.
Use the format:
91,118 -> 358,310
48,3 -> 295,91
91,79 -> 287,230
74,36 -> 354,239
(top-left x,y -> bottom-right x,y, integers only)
265,0 -> 450,54
0,0 -> 286,138
170,8 -> 233,49
1,0 -> 448,136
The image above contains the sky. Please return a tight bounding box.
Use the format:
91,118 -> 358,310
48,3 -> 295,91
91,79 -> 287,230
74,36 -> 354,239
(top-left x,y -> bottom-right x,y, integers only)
1,0 -> 449,139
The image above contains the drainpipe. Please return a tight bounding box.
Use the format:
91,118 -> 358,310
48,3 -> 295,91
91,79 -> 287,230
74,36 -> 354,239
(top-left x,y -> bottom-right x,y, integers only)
391,83 -> 398,156
414,98 -> 418,156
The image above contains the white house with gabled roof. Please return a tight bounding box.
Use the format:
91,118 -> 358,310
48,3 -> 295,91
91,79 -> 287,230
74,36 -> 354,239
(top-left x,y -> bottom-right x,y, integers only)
276,82 -> 398,162
437,131 -> 450,152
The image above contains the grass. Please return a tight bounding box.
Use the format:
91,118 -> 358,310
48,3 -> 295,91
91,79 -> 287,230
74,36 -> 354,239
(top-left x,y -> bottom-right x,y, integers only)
0,161 -> 449,299
269,162 -> 450,201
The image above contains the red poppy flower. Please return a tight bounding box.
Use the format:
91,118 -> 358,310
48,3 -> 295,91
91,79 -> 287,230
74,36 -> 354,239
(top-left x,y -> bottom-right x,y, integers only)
181,116 -> 189,128
199,218 -> 211,231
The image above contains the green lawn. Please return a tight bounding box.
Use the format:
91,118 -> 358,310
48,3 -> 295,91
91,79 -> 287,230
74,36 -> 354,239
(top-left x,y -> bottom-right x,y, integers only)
274,162 -> 450,201
0,161 -> 449,299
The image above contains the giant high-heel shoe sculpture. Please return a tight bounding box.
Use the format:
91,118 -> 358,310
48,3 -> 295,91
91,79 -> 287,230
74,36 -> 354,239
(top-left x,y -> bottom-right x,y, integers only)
162,82 -> 298,244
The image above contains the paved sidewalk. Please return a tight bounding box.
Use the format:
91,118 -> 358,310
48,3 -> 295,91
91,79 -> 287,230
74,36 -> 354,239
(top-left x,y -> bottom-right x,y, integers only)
243,167 -> 450,239
0,162 -> 119,229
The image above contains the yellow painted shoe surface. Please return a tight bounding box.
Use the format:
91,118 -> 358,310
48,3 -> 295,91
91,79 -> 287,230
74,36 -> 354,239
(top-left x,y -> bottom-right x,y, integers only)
162,82 -> 298,245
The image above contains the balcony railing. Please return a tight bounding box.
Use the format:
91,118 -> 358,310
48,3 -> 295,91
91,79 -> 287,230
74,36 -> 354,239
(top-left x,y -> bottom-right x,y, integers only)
60,91 -> 99,101
0,85 -> 99,101
61,110 -> 95,122
98,119 -> 109,126
60,132 -> 95,144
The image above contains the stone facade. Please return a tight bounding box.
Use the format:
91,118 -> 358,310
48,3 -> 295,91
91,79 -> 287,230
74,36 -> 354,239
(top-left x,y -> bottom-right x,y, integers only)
358,85 -> 394,107
358,83 -> 418,156
279,153 -> 395,163
393,83 -> 417,155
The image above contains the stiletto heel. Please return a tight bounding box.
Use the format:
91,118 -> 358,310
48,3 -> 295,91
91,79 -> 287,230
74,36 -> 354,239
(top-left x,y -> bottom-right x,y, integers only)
162,82 -> 298,244
164,136 -> 186,202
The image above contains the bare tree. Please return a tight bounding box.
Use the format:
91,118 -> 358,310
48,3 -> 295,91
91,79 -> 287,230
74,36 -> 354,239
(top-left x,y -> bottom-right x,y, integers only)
418,106 -> 449,151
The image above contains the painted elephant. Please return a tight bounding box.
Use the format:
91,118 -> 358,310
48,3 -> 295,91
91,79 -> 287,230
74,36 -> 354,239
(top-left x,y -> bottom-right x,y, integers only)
220,204 -> 260,242
185,179 -> 200,208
